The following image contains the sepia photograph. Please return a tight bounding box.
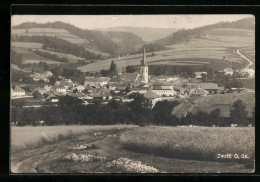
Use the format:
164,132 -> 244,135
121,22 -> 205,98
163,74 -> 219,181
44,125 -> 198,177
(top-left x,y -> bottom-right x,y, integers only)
10,14 -> 255,173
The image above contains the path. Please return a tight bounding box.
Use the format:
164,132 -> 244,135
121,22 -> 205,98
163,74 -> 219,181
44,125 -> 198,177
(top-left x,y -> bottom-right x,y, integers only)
11,128 -> 252,173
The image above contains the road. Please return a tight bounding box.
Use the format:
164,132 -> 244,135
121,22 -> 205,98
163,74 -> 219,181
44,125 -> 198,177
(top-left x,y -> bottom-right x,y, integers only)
11,127 -> 252,173
236,50 -> 255,77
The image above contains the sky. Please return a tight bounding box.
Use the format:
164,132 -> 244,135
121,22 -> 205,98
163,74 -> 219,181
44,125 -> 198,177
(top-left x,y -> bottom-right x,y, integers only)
12,15 -> 253,30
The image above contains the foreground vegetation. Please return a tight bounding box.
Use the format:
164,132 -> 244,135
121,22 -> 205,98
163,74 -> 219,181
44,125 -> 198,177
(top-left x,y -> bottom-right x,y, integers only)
120,126 -> 255,164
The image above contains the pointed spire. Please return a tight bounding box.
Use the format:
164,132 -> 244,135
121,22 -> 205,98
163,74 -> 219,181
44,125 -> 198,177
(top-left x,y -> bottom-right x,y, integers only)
142,46 -> 147,66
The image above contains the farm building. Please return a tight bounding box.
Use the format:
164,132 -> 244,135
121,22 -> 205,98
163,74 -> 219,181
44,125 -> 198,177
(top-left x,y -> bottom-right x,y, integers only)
189,88 -> 208,97
219,68 -> 234,76
197,82 -> 224,94
11,85 -> 26,97
52,85 -> 67,93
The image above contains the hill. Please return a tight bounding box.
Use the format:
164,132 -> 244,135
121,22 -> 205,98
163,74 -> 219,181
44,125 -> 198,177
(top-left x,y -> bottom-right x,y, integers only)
156,17 -> 254,46
12,22 -> 145,56
96,26 -> 179,42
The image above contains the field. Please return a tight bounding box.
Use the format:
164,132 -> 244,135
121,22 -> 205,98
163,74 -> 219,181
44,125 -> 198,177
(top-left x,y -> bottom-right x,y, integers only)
77,28 -> 254,73
172,92 -> 255,118
11,125 -> 254,173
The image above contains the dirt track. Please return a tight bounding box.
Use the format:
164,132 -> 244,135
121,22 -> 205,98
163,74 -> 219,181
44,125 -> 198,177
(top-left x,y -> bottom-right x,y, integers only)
11,128 -> 252,173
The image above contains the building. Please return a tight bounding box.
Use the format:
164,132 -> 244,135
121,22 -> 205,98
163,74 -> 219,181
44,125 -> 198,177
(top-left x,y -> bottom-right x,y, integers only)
139,47 -> 149,84
53,85 -> 67,93
151,84 -> 176,96
194,72 -> 207,79
197,82 -> 224,94
84,77 -> 109,87
219,68 -> 234,76
189,88 -> 208,97
11,85 -> 26,97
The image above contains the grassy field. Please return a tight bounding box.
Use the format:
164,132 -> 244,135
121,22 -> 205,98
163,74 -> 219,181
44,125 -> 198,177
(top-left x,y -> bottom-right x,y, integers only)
172,92 -> 255,118
12,42 -> 43,49
11,125 -> 254,173
77,29 -> 254,73
11,125 -> 138,153
120,126 -> 255,164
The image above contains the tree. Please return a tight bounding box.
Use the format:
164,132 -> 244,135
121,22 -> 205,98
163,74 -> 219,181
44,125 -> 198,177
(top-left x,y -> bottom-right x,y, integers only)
58,95 -> 83,106
201,73 -> 207,82
153,100 -> 179,125
230,100 -> 248,125
109,60 -> 117,77
126,65 -> 136,73
33,90 -> 43,99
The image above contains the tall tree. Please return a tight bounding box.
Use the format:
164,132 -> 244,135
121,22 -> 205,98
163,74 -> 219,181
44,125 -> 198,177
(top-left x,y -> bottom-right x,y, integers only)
109,60 -> 117,77
230,100 -> 248,125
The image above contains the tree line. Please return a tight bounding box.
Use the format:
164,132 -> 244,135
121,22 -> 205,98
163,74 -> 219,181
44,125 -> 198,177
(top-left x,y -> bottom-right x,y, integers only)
34,50 -> 69,63
12,35 -> 101,59
11,94 -> 254,127
12,21 -> 145,57
156,17 -> 254,46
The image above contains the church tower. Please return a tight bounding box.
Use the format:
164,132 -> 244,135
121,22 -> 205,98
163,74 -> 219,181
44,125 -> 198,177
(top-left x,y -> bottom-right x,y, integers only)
140,46 -> 149,84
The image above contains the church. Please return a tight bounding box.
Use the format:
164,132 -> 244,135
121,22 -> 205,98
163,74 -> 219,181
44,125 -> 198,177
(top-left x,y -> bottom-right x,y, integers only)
139,46 -> 149,84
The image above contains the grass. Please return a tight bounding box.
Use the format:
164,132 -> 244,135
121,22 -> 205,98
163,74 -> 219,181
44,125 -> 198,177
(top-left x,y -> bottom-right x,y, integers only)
11,42 -> 43,49
120,126 -> 255,164
11,125 -> 138,153
77,32 -> 254,73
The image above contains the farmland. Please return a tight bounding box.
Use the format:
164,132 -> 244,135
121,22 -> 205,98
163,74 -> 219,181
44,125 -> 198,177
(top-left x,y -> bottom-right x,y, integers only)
11,125 -> 254,173
172,92 -> 255,118
77,28 -> 254,73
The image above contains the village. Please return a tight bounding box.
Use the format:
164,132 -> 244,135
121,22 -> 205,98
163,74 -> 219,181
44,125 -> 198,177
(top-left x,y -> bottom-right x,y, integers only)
11,47 -> 254,109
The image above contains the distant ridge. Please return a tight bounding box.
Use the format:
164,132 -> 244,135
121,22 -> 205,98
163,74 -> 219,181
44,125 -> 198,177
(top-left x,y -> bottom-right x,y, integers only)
96,26 -> 179,42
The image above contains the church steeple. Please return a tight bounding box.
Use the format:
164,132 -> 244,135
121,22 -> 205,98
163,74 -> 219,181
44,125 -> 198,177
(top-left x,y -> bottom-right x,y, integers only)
141,46 -> 147,66
140,46 -> 149,84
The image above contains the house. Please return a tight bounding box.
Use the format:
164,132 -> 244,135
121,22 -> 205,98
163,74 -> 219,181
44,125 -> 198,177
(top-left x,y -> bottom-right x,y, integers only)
197,82 -> 224,94
30,71 -> 53,82
194,72 -> 207,79
11,85 -> 26,97
34,87 -> 47,95
151,84 -> 176,96
121,72 -> 140,83
53,85 -> 67,93
189,88 -> 208,97
84,77 -> 109,87
143,91 -> 161,107
74,85 -> 85,92
219,68 -> 234,76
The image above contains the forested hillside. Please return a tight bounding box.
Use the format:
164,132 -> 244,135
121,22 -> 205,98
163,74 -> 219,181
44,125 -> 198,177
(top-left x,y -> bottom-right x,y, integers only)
12,21 -> 144,56
156,17 -> 254,46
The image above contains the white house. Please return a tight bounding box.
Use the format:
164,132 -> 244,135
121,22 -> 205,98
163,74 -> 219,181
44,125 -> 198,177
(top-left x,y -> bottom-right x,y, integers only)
151,84 -> 176,96
11,85 -> 26,97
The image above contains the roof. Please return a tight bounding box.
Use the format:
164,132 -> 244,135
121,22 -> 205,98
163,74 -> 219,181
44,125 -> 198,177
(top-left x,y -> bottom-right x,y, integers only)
171,101 -> 194,117
12,85 -> 25,92
85,77 -> 109,82
121,73 -> 139,82
143,91 -> 160,99
194,72 -> 207,76
198,82 -> 224,90
152,84 -> 173,90
190,88 -> 208,96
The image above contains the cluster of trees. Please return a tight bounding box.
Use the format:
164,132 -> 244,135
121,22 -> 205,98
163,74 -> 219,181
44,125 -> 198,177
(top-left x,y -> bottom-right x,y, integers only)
34,50 -> 69,63
11,50 -> 23,68
214,72 -> 243,89
12,35 -> 101,59
125,65 -> 137,73
11,71 -> 34,84
11,94 -> 254,127
156,17 -> 254,46
38,61 -> 50,71
50,66 -> 83,78
100,60 -> 118,77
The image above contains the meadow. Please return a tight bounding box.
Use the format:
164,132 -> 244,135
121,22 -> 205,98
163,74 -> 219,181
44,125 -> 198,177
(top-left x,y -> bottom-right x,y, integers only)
77,31 -> 254,73
11,125 -> 254,173
120,126 -> 255,163
11,125 -> 138,153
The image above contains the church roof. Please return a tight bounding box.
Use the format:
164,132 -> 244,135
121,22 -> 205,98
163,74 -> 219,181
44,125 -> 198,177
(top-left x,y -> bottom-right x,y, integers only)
122,73 -> 139,82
